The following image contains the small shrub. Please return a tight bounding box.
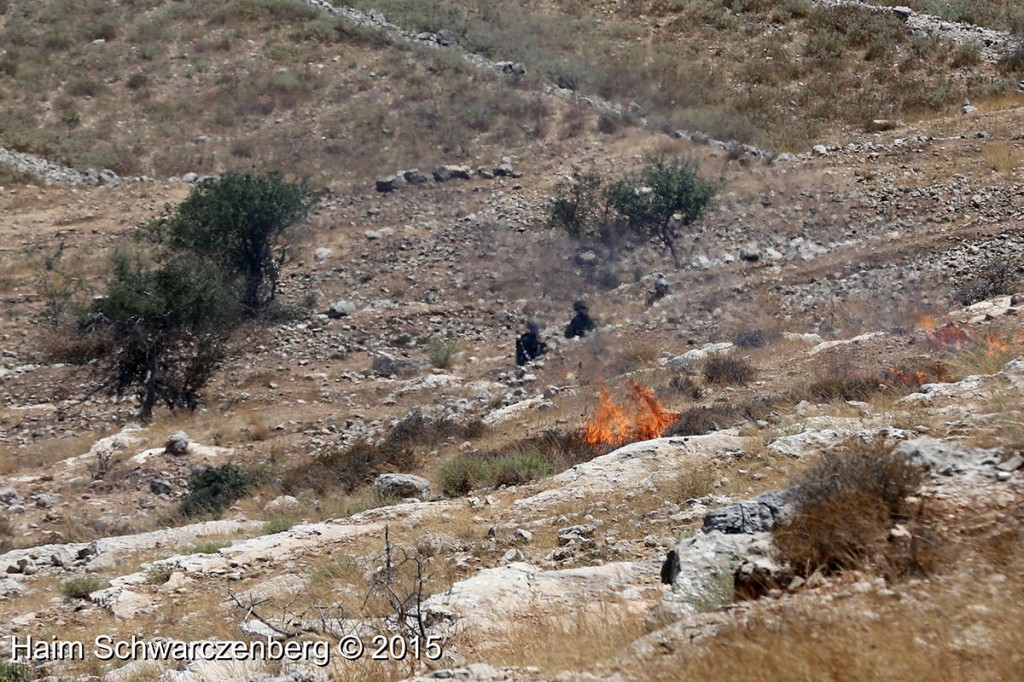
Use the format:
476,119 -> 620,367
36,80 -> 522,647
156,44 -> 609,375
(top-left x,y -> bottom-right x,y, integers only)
126,73 -> 149,90
702,354 -> 755,386
664,404 -> 740,436
144,563 -> 174,585
773,442 -> 925,576
436,449 -> 552,496
1000,41 -> 1024,73
733,329 -> 779,349
668,373 -> 706,400
802,372 -> 884,402
425,336 -> 458,369
66,77 -> 102,98
60,575 -> 110,600
178,463 -> 263,518
263,514 -> 296,535
676,464 -> 718,501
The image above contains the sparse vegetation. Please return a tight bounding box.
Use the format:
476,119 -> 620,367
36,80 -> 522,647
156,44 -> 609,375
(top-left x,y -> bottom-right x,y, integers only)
0,661 -> 32,682
664,404 -> 740,436
183,539 -> 232,555
60,575 -> 110,600
263,514 -> 297,534
801,371 -> 886,402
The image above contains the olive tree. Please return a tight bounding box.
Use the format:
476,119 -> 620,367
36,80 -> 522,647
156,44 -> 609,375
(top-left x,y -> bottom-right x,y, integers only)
150,171 -> 319,316
83,250 -> 241,421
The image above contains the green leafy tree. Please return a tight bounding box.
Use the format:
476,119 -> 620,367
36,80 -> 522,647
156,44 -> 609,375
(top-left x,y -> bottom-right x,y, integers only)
84,250 -> 241,421
605,156 -> 716,269
151,171 -> 319,316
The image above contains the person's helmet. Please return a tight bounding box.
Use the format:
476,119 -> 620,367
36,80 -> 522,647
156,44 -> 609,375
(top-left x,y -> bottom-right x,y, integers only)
655,277 -> 669,289
526,318 -> 541,333
573,300 -> 589,312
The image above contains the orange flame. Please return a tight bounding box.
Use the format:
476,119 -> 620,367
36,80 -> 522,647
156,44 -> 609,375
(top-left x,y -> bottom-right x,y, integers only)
981,332 -> 1010,358
926,323 -> 971,351
914,314 -> 937,332
883,365 -> 953,388
578,381 -> 680,448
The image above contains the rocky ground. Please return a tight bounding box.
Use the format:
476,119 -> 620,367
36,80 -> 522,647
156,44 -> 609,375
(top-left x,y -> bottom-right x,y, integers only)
0,1 -> 1023,681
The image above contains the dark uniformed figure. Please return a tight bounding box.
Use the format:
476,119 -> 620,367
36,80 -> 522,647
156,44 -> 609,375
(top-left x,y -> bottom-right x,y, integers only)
516,319 -> 548,366
646,277 -> 669,306
564,300 -> 597,339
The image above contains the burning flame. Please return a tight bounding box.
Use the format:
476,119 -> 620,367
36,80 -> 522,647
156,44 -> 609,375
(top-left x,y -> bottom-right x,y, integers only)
883,365 -> 953,388
926,322 -> 971,352
980,332 -> 1009,358
578,380 -> 680,448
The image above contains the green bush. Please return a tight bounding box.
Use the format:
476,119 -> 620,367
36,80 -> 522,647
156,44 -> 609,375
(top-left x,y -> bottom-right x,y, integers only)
83,250 -> 241,420
178,463 -> 263,518
60,575 -> 110,600
183,540 -> 231,554
149,171 -> 320,316
426,336 -> 459,368
436,449 -> 552,496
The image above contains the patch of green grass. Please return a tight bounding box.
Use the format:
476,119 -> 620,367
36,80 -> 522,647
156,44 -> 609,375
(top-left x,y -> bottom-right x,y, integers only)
262,514 -> 297,535
60,575 -> 110,600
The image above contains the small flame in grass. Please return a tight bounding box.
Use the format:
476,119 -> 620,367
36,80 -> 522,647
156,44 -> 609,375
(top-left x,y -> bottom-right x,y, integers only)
914,314 -> 938,332
578,381 -> 680,449
883,365 -> 954,388
926,322 -> 972,352
980,332 -> 1010,358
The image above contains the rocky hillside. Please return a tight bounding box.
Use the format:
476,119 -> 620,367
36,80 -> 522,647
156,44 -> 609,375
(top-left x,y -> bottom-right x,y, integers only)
0,0 -> 1023,681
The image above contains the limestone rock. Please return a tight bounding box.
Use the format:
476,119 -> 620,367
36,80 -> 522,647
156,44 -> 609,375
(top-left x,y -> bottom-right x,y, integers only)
372,473 -> 432,501
164,431 -> 190,456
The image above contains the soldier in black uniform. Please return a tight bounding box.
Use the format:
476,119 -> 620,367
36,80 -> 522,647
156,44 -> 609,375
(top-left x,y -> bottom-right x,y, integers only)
516,319 -> 548,366
564,301 -> 597,339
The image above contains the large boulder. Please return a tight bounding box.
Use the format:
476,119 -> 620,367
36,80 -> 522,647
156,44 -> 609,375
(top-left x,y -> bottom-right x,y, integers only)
164,431 -> 190,456
372,473 -> 431,501
372,352 -> 420,378
326,300 -> 357,319
702,491 -> 787,534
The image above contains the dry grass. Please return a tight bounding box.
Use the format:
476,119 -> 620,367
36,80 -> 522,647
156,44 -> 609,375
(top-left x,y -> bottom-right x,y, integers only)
633,566 -> 1024,681
773,441 -> 926,576
475,601 -> 652,671
982,141 -> 1024,176
701,354 -> 755,386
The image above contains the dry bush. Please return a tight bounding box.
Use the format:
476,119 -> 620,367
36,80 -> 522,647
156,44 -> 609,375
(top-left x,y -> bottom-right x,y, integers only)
951,257 -> 1021,306
668,373 -> 705,400
664,403 -> 740,436
773,441 -> 926,576
702,354 -> 755,386
800,371 -> 886,402
732,329 -> 781,349
675,463 -> 718,502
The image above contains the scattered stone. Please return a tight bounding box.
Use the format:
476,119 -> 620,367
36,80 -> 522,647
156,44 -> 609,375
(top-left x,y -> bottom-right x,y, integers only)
402,168 -> 430,185
432,165 -> 472,182
314,247 -> 333,262
266,495 -> 301,514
